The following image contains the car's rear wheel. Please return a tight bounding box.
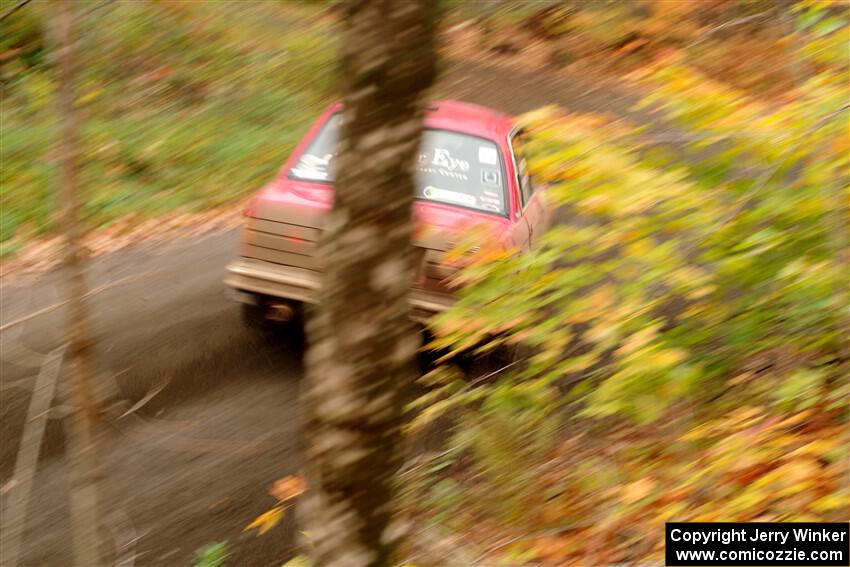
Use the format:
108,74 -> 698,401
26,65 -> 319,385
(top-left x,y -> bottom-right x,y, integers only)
240,296 -> 305,346
457,341 -> 525,381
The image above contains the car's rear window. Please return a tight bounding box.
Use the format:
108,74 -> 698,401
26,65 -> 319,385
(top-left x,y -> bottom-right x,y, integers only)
289,113 -> 507,215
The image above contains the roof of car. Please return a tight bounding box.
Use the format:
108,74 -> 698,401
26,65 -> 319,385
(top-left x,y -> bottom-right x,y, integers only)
325,99 -> 515,141
424,100 -> 514,140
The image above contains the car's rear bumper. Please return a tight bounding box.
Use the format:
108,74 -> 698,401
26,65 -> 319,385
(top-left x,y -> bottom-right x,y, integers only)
225,258 -> 454,322
226,258 -> 319,304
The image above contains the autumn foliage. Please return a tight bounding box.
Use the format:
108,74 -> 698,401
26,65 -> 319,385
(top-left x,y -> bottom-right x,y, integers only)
407,2 -> 849,564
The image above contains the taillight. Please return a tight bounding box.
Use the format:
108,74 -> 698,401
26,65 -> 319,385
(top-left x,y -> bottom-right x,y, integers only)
243,197 -> 258,218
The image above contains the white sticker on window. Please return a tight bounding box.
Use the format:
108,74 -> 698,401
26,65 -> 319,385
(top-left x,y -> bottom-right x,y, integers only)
292,154 -> 330,181
432,149 -> 470,172
481,169 -> 500,185
423,186 -> 477,207
478,146 -> 497,165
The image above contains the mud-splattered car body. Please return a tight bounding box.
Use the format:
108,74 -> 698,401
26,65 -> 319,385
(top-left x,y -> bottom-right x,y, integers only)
225,100 -> 551,323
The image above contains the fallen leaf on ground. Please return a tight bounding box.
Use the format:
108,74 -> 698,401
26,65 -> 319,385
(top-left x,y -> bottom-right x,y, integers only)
244,506 -> 284,536
270,474 -> 307,502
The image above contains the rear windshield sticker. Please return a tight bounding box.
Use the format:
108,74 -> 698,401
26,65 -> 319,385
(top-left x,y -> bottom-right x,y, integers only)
431,148 -> 470,172
423,186 -> 477,207
300,154 -> 326,166
478,146 -> 497,165
481,169 -> 500,185
417,148 -> 470,181
292,154 -> 330,180
292,118 -> 507,214
417,165 -> 468,181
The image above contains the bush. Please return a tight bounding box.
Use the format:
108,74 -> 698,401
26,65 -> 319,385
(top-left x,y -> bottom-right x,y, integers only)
1,1 -> 335,249
407,2 -> 848,563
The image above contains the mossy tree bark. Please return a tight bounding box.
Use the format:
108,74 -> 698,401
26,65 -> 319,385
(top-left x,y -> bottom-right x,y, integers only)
52,0 -> 109,564
300,1 -> 438,566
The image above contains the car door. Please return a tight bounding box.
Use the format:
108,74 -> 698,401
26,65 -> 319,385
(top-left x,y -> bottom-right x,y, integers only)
510,129 -> 544,249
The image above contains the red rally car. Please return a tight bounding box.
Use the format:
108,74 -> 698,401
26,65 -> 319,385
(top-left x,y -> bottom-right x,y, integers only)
225,99 -> 552,325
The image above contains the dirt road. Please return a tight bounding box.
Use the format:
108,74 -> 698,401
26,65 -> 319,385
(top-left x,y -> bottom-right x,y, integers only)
1,59 -> 642,566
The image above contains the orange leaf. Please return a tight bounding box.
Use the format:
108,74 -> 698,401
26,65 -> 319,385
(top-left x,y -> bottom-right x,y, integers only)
622,478 -> 656,505
270,475 -> 307,502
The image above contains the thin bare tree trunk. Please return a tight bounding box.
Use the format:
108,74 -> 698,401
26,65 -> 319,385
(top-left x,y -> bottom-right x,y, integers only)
300,1 -> 438,566
52,0 -> 108,564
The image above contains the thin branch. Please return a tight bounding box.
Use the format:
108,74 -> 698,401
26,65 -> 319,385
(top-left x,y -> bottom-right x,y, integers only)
117,380 -> 168,419
82,0 -> 116,18
467,356 -> 524,386
0,0 -> 32,22
686,11 -> 773,49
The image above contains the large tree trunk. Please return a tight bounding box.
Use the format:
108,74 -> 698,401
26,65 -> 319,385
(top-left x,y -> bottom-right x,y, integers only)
300,1 -> 438,566
52,0 -> 109,564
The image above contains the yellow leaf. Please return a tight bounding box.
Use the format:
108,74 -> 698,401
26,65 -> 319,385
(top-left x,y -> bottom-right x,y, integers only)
811,494 -> 848,513
560,352 -> 599,373
589,284 -> 616,311
777,459 -> 821,484
646,348 -> 687,368
282,555 -> 312,567
77,90 -> 103,105
728,372 -> 755,386
777,479 -> 816,498
682,424 -> 712,442
578,194 -> 611,215
244,506 -> 284,536
787,439 -> 840,458
622,478 -> 656,505
616,326 -> 658,356
567,309 -> 595,324
686,285 -> 716,300
726,406 -> 764,426
626,239 -> 652,257
777,411 -> 813,428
